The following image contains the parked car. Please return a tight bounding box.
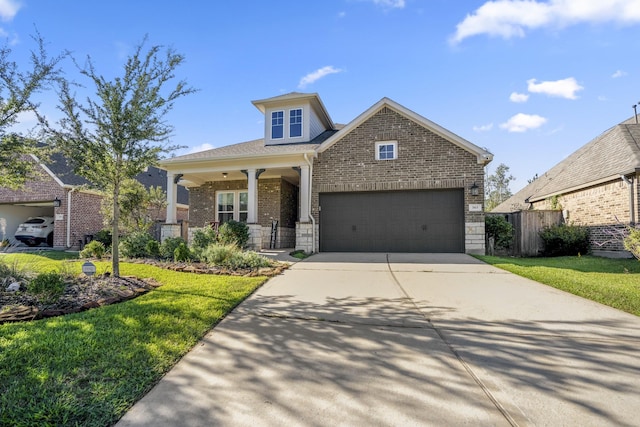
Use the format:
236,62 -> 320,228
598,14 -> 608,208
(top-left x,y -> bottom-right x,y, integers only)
14,216 -> 55,247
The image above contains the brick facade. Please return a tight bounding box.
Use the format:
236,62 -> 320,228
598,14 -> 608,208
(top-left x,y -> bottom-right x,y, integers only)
62,191 -> 104,249
531,178 -> 635,253
0,160 -> 190,249
311,107 -> 486,253
189,178 -> 298,248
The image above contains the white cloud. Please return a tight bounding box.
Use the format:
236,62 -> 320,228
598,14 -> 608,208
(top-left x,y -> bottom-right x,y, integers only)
0,0 -> 20,21
338,11 -> 346,18
612,70 -> 628,78
298,66 -> 343,89
510,92 -> 529,103
527,77 -> 583,99
500,113 -> 547,132
371,0 -> 405,9
451,0 -> 640,44
473,123 -> 494,132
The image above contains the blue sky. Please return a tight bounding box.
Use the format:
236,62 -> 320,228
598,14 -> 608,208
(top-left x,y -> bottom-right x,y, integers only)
4,0 -> 640,192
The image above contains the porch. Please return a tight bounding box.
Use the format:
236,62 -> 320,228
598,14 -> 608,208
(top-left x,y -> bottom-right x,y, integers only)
162,158 -> 317,253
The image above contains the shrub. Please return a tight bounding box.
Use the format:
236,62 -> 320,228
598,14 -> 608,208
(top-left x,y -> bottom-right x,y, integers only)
199,243 -> 272,269
146,240 -> 161,258
223,251 -> 273,270
28,272 -> 66,303
93,229 -> 113,249
192,225 -> 218,250
539,223 -> 590,256
119,232 -> 156,259
200,243 -> 239,265
80,240 -> 106,259
623,227 -> 640,260
173,242 -> 191,262
485,215 -> 513,250
160,237 -> 187,260
217,220 -> 249,248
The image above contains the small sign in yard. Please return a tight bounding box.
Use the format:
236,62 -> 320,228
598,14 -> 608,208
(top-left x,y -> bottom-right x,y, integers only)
82,261 -> 97,276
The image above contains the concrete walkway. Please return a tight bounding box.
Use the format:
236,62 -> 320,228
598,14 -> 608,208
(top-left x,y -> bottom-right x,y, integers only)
118,253 -> 640,426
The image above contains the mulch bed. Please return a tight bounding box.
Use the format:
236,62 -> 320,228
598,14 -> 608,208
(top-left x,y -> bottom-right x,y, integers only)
0,260 -> 289,324
0,275 -> 161,324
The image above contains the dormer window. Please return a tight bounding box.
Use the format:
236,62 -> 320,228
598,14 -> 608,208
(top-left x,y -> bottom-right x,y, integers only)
290,108 -> 303,138
271,111 -> 284,139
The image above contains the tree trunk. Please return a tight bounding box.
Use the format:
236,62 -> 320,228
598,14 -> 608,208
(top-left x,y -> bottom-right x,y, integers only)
112,182 -> 120,277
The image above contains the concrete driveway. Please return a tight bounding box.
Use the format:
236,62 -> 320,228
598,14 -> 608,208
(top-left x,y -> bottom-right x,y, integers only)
118,253 -> 640,427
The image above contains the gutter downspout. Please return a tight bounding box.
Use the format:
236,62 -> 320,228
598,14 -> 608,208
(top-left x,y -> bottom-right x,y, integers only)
64,186 -> 77,248
303,153 -> 316,253
621,175 -> 635,224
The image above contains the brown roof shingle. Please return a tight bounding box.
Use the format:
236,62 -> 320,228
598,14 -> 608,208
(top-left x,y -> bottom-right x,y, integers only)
492,118 -> 640,212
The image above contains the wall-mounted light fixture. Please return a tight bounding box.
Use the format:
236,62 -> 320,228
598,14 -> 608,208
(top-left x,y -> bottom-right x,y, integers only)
53,197 -> 62,207
470,182 -> 479,196
222,172 -> 228,178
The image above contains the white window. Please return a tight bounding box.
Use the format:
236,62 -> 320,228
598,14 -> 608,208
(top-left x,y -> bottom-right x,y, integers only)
375,141 -> 397,160
289,108 -> 303,138
271,111 -> 284,139
217,191 -> 248,223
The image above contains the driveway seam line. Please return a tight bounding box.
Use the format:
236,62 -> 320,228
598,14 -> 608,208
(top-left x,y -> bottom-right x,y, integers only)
249,311 -> 430,329
385,254 -> 520,427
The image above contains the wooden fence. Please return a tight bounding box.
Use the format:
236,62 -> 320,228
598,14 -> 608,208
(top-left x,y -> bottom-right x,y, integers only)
488,210 -> 563,257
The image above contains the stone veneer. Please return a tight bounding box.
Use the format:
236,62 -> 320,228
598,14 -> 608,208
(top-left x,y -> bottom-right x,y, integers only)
295,222 -> 318,253
311,106 -> 486,254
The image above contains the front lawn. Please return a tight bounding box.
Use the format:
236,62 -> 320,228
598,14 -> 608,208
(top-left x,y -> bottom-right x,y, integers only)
477,255 -> 640,316
0,254 -> 265,426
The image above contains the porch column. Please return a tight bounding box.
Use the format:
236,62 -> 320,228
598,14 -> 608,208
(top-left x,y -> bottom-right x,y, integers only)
166,171 -> 177,223
246,168 -> 258,223
299,164 -> 310,222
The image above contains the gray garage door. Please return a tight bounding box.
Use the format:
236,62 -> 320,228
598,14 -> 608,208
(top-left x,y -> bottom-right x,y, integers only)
319,189 -> 464,253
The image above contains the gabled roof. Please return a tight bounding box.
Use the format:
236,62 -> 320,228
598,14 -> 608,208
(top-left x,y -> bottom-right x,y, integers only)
35,152 -> 189,204
492,117 -> 640,213
161,130 -> 338,165
316,97 -> 493,165
251,92 -> 335,131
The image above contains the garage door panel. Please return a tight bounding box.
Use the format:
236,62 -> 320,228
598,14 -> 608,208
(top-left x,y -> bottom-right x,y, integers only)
320,190 -> 464,253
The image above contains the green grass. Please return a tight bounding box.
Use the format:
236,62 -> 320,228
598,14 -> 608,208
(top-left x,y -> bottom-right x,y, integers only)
477,255 -> 640,316
0,254 -> 265,427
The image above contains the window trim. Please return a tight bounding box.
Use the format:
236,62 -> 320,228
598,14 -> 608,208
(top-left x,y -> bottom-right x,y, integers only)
271,110 -> 284,140
289,108 -> 303,139
375,141 -> 397,160
216,190 -> 249,223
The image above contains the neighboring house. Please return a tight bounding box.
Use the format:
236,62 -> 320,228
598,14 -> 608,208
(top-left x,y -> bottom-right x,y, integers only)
0,153 -> 189,249
492,116 -> 640,257
160,92 -> 493,254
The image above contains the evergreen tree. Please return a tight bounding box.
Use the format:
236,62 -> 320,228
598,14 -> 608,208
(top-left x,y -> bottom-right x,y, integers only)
485,163 -> 515,211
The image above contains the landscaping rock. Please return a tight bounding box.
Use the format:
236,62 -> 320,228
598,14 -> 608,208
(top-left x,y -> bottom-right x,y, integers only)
6,282 -> 20,292
1,275 -> 161,324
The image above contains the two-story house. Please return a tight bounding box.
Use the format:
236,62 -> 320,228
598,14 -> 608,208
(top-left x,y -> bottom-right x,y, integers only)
159,92 -> 493,254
